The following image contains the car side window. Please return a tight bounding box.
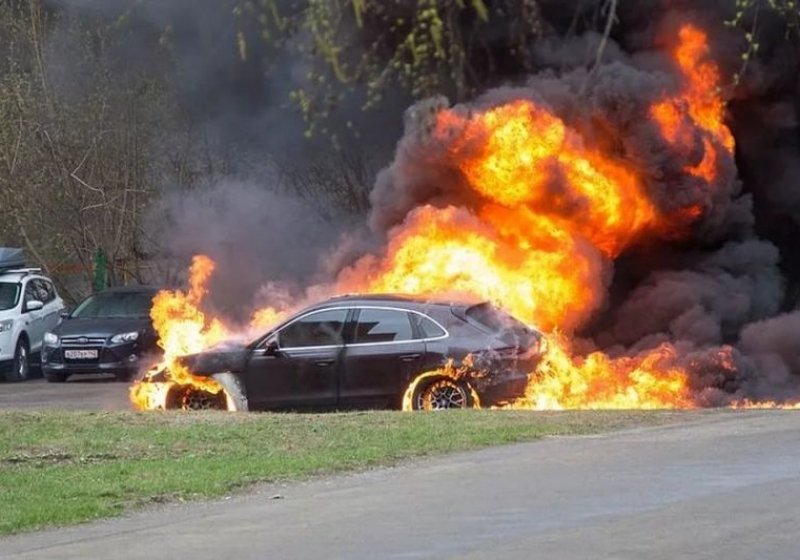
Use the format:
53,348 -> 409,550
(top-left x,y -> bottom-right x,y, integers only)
411,313 -> 446,339
40,280 -> 56,303
23,281 -> 38,304
278,309 -> 348,348
33,279 -> 52,303
354,308 -> 413,343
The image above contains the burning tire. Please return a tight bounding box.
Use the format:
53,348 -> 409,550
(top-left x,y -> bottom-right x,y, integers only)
167,386 -> 228,411
410,377 -> 475,410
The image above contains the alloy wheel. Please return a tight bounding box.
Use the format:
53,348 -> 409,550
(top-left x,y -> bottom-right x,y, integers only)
416,379 -> 468,410
180,389 -> 226,410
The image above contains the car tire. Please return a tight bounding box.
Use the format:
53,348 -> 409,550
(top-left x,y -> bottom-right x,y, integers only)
45,372 -> 70,383
5,338 -> 30,382
410,376 -> 475,410
166,386 -> 228,411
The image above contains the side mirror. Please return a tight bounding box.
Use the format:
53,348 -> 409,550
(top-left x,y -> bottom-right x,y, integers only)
25,300 -> 44,312
264,338 -> 279,356
60,309 -> 71,320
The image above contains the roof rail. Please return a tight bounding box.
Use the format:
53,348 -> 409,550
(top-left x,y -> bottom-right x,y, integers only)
0,267 -> 42,277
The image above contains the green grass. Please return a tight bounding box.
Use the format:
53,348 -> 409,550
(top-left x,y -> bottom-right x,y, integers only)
0,409 -> 689,535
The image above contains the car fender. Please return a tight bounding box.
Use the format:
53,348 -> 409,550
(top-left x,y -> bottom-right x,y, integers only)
211,371 -> 249,411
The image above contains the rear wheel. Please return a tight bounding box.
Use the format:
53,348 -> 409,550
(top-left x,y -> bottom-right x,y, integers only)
167,386 -> 227,410
45,372 -> 69,383
411,377 -> 474,410
5,338 -> 30,382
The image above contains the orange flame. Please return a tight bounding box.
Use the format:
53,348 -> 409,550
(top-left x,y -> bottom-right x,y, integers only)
505,336 -> 694,410
651,24 -> 735,182
130,256 -> 232,410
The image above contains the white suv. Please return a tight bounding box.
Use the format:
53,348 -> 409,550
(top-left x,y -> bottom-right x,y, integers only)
0,269 -> 65,381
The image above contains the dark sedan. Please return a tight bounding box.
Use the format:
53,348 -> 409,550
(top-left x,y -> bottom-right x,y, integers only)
41,286 -> 160,382
157,294 -> 546,411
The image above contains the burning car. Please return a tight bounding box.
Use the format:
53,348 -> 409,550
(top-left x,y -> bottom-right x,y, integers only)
137,294 -> 546,411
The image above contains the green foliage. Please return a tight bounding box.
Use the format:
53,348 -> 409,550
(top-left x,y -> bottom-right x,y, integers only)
237,0 -> 545,140
725,0 -> 800,86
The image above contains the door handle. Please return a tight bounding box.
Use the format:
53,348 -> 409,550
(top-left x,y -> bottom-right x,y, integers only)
400,353 -> 421,362
315,359 -> 335,367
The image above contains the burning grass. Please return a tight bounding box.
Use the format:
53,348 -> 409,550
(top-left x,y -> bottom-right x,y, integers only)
0,409 -> 700,535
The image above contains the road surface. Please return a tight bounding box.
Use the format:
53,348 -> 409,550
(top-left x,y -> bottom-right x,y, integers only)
2,410 -> 798,559
0,377 -> 131,410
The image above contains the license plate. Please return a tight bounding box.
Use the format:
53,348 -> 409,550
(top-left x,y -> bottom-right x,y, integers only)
65,349 -> 98,360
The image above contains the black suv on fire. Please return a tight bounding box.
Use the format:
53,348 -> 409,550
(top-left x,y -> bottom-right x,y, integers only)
41,286 -> 160,382
158,294 -> 546,411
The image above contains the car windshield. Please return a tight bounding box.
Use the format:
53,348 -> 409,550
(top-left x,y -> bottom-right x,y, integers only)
0,282 -> 20,311
465,302 -> 537,346
72,291 -> 154,318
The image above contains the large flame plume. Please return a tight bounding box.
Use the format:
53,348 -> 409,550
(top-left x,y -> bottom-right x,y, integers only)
130,24 -> 798,411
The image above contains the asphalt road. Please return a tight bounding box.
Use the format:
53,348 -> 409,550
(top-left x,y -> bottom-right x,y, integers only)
0,377 -> 132,410
2,410 -> 798,559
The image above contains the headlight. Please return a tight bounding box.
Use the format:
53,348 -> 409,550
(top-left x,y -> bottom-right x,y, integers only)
0,319 -> 13,333
111,331 -> 139,344
43,332 -> 59,346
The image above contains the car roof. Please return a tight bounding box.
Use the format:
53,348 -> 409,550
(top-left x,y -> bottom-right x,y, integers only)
311,293 -> 485,310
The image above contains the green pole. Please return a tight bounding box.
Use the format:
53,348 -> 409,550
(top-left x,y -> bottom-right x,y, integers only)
93,248 -> 107,293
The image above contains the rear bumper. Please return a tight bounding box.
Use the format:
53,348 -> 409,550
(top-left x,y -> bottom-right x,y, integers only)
477,373 -> 530,406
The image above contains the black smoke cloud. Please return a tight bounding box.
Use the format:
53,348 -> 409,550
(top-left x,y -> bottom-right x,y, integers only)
146,179 -> 349,319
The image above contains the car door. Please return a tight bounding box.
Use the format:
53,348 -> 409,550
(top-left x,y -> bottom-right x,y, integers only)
339,307 -> 426,408
21,280 -> 46,352
243,308 -> 348,410
38,279 -> 62,333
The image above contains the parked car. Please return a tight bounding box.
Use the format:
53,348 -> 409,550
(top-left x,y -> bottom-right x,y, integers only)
0,265 -> 66,382
41,286 -> 160,383
153,294 -> 546,411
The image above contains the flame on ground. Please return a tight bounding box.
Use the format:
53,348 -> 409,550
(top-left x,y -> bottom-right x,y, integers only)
504,336 -> 694,410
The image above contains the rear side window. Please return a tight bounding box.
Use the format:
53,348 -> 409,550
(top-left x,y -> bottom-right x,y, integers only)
411,313 -> 446,339
354,308 -> 413,343
279,309 -> 347,348
465,302 -> 527,333
465,302 -> 536,346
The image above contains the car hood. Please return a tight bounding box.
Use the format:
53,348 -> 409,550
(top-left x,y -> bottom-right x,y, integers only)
176,343 -> 250,376
0,308 -> 19,322
53,317 -> 153,338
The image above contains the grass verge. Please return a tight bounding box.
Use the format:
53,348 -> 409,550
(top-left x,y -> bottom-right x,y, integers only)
1,409 -> 689,535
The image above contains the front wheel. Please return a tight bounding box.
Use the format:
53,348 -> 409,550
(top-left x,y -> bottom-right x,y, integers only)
166,386 -> 228,410
4,338 -> 30,382
411,377 -> 475,410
